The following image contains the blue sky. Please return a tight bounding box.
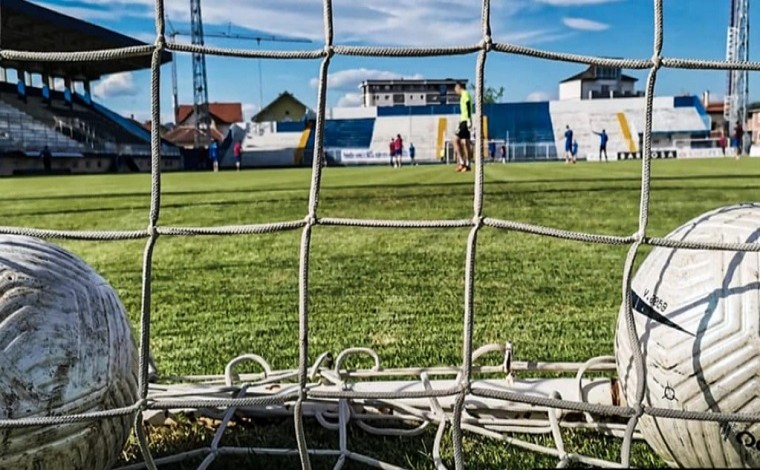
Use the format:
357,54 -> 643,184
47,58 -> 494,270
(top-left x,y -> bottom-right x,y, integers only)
33,0 -> 760,123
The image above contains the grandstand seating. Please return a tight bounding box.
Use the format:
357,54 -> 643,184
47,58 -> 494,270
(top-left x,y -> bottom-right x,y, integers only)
324,118 -> 374,148
242,127 -> 302,150
0,83 -> 179,158
550,97 -> 710,160
0,98 -> 84,153
370,116 -> 431,157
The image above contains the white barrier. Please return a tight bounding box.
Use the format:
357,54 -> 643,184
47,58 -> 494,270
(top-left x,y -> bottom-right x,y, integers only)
673,148 -> 726,159
334,148 -> 439,166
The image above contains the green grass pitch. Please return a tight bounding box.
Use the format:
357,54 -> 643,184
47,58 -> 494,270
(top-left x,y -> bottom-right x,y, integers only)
3,158 -> 760,469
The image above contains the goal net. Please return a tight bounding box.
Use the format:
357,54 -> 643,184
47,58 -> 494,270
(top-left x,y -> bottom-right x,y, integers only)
3,0 -> 760,469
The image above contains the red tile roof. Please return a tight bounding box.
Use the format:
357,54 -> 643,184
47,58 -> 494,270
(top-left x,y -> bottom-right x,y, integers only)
163,126 -> 225,146
706,102 -> 724,114
176,103 -> 243,125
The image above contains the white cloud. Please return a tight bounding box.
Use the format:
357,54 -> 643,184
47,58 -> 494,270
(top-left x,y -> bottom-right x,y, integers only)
526,91 -> 551,102
93,72 -> 139,99
337,93 -> 364,107
242,103 -> 260,121
51,0 -> 560,47
311,68 -> 424,90
536,0 -> 621,5
562,17 -> 610,31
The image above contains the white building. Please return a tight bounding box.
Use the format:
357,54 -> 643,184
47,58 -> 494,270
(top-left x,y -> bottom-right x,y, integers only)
559,65 -> 642,101
359,79 -> 468,107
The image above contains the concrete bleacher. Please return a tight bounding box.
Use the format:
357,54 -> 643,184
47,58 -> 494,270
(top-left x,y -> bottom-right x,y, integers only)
0,83 -> 165,156
549,96 -> 710,160
324,118 -> 374,149
0,99 -> 84,153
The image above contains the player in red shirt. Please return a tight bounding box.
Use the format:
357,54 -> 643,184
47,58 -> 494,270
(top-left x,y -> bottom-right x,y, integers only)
233,140 -> 242,171
394,134 -> 403,168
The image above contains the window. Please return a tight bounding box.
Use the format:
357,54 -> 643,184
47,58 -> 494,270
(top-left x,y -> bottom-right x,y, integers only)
595,66 -> 621,80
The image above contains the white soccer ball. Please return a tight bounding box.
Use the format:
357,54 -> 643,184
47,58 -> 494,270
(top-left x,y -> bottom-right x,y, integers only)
0,235 -> 138,469
615,203 -> 760,468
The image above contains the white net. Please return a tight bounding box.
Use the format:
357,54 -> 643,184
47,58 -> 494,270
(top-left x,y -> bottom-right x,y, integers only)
3,0 -> 760,469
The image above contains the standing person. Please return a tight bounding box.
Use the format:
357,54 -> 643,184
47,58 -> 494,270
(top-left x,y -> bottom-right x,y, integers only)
734,123 -> 744,159
209,139 -> 219,172
233,140 -> 242,171
389,138 -> 396,167
593,129 -> 609,161
453,82 -> 472,173
563,125 -> 574,164
394,134 -> 403,168
499,144 -> 507,163
571,139 -> 579,162
40,145 -> 52,173
409,142 -> 416,166
488,140 -> 496,162
719,132 -> 727,156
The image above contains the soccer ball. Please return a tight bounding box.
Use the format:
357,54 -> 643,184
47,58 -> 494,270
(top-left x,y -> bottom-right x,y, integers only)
0,235 -> 138,469
615,203 -> 760,468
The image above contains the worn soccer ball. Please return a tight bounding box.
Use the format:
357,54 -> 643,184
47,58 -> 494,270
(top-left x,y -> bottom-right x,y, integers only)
0,235 -> 138,469
615,203 -> 760,468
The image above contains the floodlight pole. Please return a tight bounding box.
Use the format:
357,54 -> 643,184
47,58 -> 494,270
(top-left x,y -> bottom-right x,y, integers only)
190,0 -> 211,149
724,0 -> 750,139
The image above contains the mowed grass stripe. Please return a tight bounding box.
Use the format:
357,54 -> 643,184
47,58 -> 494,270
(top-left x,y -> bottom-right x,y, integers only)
2,158 -> 759,469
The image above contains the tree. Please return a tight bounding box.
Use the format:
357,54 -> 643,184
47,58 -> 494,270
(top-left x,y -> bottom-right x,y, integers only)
469,84 -> 505,104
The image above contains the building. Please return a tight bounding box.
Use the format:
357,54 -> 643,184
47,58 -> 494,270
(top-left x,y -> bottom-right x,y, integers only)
359,79 -> 468,107
748,102 -> 760,147
164,102 -> 243,148
251,91 -> 313,123
703,96 -> 727,136
0,0 -> 180,175
559,65 -> 642,101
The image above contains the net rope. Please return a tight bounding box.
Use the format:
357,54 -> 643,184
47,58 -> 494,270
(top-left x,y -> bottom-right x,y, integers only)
2,0 -> 760,468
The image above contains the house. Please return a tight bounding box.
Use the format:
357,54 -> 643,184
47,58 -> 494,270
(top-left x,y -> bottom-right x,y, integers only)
251,92 -> 313,123
702,91 -> 758,141
704,102 -> 726,136
163,102 -> 243,148
748,102 -> 760,147
559,64 -> 642,100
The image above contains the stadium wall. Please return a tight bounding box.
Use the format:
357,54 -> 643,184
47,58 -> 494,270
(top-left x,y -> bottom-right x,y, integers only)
0,154 -> 181,176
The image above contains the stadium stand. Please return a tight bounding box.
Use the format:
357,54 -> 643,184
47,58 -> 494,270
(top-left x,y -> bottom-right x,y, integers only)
238,93 -> 710,167
551,96 -> 710,160
0,0 -> 179,176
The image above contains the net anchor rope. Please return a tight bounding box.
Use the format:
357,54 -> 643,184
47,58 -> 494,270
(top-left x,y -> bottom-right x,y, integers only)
2,0 -> 760,468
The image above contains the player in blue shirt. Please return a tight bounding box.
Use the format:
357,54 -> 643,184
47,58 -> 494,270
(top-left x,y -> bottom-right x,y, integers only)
209,140 -> 219,172
563,125 -> 575,164
593,129 -> 609,161
488,141 -> 496,162
571,140 -> 578,161
409,142 -> 416,166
